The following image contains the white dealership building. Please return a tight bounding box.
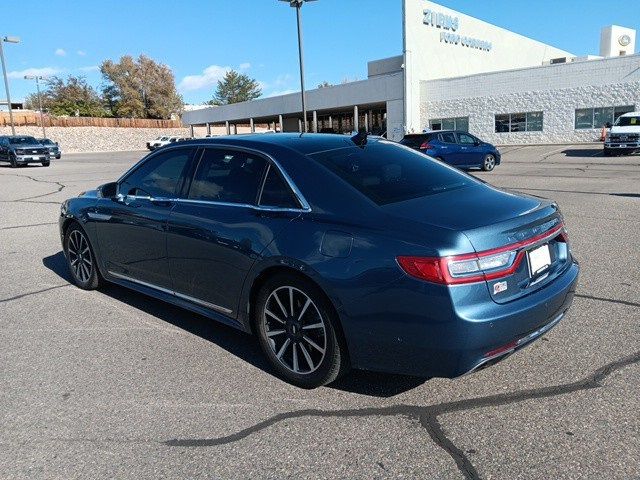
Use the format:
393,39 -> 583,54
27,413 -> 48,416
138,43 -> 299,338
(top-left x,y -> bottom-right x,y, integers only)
183,0 -> 639,144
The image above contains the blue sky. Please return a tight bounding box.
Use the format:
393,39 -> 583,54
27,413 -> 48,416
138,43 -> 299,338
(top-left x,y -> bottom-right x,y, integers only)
4,0 -> 639,105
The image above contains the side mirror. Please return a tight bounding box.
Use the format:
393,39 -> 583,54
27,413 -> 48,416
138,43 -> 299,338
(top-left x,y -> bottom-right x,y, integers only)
474,141 -> 481,146
99,181 -> 118,199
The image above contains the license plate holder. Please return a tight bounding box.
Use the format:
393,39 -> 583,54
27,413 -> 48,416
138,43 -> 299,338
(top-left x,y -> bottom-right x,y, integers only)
527,244 -> 551,277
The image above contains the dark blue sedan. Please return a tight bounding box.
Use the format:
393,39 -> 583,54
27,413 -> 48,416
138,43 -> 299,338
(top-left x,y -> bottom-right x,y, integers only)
401,130 -> 501,171
59,134 -> 578,388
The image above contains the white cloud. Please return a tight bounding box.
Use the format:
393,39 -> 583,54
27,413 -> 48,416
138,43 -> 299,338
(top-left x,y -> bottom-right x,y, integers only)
78,65 -> 99,72
178,64 -> 231,92
8,67 -> 62,79
239,62 -> 251,70
77,50 -> 87,56
55,48 -> 66,57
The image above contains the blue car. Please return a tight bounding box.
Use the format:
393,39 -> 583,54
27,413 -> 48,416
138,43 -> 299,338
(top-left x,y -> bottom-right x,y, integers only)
401,130 -> 501,171
59,134 -> 578,388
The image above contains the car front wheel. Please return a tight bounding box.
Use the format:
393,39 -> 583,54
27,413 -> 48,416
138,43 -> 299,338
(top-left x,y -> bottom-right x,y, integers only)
10,154 -> 17,168
482,154 -> 496,171
255,273 -> 347,388
64,223 -> 101,290
42,161 -> 50,167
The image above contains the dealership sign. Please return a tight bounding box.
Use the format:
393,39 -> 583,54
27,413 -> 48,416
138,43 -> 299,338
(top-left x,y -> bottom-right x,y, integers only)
423,9 -> 493,52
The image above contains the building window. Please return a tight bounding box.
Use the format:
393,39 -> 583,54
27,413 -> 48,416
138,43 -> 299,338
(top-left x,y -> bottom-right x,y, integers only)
429,116 -> 469,132
494,112 -> 543,133
575,105 -> 635,129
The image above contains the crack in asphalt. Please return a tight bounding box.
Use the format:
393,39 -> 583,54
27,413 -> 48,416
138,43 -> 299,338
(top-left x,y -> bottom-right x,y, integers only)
0,284 -> 70,304
164,351 -> 640,479
7,173 -> 67,201
0,222 -> 57,231
575,293 -> 640,308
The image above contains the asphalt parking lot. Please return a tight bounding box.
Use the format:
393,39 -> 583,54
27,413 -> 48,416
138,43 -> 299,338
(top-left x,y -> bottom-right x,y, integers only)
1,144 -> 638,480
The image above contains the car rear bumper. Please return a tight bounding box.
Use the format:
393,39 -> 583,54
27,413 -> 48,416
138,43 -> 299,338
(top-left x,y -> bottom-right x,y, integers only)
343,259 -> 579,378
605,142 -> 640,149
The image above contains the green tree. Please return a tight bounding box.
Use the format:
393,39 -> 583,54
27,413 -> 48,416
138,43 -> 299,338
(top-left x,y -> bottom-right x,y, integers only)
100,54 -> 183,119
317,81 -> 332,88
209,70 -> 261,105
24,76 -> 105,117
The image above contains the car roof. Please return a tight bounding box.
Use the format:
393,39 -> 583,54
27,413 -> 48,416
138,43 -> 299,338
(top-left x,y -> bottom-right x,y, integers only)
175,133 -> 372,156
404,130 -> 460,136
620,111 -> 640,117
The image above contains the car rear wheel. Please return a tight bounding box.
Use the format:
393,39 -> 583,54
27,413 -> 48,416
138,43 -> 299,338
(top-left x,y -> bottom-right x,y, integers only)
254,273 -> 347,388
482,154 -> 496,171
64,224 -> 101,290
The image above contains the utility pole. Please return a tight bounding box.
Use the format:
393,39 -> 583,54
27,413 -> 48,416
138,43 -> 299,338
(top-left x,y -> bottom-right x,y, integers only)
24,75 -> 46,138
279,0 -> 316,133
0,36 -> 20,135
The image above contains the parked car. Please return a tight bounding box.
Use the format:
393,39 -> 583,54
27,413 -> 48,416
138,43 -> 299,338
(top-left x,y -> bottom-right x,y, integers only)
59,134 -> 578,388
604,111 -> 640,156
0,135 -> 50,167
37,138 -> 62,159
400,130 -> 501,171
146,136 -> 184,151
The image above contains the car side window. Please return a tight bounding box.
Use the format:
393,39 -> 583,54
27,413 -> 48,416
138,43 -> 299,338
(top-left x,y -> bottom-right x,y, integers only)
259,165 -> 300,209
439,132 -> 457,144
188,148 -> 267,205
458,133 -> 476,144
120,148 -> 192,198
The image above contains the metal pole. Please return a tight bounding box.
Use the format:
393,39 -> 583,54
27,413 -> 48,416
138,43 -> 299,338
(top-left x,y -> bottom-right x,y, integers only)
0,40 -> 15,135
36,77 -> 45,138
295,4 -> 308,133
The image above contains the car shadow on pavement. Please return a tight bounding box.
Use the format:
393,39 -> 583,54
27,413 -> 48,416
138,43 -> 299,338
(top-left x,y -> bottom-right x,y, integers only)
560,148 -> 603,157
42,251 -> 427,397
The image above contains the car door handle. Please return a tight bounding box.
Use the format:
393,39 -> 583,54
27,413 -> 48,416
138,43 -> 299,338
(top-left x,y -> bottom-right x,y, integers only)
151,198 -> 174,207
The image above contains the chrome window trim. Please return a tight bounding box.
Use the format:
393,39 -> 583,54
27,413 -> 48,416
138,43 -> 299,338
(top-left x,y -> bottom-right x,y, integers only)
114,142 -> 312,212
108,271 -> 233,315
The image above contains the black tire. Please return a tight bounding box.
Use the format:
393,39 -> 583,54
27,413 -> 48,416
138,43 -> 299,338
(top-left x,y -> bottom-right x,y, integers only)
9,154 -> 17,168
603,148 -> 613,157
254,273 -> 348,388
64,223 -> 102,290
42,161 -> 50,167
482,154 -> 496,171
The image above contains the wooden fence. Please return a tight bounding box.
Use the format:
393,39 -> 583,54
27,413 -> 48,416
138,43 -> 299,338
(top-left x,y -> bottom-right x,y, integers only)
0,113 -> 183,128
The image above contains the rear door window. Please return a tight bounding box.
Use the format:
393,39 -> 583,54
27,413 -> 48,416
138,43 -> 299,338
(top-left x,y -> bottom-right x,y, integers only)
258,165 -> 301,209
188,148 -> 268,205
458,133 -> 476,144
310,140 -> 471,205
439,132 -> 457,143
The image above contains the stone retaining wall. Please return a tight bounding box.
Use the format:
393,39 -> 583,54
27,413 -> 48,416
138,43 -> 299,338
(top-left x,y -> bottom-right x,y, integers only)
0,125 -> 254,153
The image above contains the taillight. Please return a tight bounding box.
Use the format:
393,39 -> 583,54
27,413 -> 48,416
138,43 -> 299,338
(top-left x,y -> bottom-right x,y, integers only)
419,142 -> 433,150
397,224 -> 566,285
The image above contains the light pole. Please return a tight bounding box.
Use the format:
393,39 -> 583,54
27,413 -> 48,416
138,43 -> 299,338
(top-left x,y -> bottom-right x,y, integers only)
24,75 -> 46,138
0,36 -> 20,135
279,0 -> 316,133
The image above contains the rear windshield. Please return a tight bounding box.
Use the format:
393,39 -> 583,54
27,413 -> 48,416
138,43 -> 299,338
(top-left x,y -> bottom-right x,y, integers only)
399,134 -> 431,148
614,116 -> 640,127
310,141 -> 471,205
9,136 -> 38,144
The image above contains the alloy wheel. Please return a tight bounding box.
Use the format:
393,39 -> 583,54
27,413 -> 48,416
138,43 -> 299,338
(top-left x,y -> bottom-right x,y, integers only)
484,155 -> 496,171
263,286 -> 327,375
67,229 -> 93,283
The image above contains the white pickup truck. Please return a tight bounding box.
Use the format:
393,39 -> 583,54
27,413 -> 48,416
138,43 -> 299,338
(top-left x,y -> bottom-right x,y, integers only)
604,112 -> 640,156
146,136 -> 185,151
